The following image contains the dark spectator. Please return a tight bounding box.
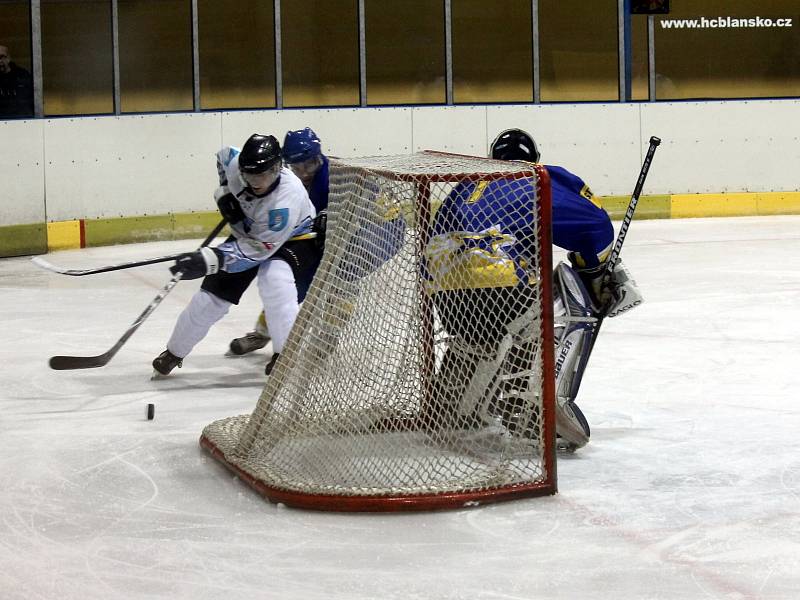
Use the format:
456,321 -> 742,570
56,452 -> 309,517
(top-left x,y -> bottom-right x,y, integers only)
0,44 -> 34,118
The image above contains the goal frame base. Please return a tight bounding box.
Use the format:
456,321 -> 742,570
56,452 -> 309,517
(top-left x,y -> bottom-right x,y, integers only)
200,435 -> 557,512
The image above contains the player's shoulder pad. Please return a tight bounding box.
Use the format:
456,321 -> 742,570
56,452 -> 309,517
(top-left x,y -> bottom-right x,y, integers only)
545,164 -> 584,184
281,166 -> 303,186
217,146 -> 241,167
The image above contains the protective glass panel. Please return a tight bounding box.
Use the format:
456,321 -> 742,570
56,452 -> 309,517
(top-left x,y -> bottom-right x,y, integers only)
365,0 -> 445,105
539,0 -> 619,102
198,0 -> 275,110
653,0 -> 800,99
281,0 -> 359,107
452,0 -> 532,103
118,0 -> 193,112
42,0 -> 114,116
631,14 -> 650,101
0,0 -> 34,118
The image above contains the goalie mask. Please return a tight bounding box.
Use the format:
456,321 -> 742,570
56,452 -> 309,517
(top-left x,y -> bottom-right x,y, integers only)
490,128 -> 540,163
239,133 -> 282,195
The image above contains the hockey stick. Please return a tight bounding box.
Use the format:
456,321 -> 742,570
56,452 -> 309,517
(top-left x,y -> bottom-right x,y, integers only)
48,218 -> 228,370
33,252 -> 189,277
599,135 -> 661,300
561,136 -> 661,408
32,218 -> 237,276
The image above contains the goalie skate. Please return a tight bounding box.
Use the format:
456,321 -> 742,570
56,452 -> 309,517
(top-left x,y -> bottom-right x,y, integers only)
555,399 -> 590,453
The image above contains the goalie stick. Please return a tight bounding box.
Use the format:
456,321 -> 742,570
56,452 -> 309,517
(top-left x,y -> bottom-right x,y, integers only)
48,218 -> 228,370
551,136 -> 661,451
599,136 -> 662,298
574,135 -> 661,379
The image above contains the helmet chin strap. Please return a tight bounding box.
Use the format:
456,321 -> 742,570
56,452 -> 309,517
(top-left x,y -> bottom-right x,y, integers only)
241,174 -> 282,199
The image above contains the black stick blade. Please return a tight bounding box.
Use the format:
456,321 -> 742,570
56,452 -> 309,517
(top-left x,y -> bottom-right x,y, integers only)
49,354 -> 111,370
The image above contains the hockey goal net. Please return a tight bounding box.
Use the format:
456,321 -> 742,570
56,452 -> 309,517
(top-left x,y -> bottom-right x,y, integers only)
201,151 -> 555,511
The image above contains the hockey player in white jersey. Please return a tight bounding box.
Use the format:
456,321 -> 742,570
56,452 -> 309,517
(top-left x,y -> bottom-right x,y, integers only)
152,133 -> 318,377
228,127 -> 330,356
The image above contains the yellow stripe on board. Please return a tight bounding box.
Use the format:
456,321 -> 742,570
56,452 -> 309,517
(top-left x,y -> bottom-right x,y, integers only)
47,220 -> 83,251
671,192 -> 800,218
753,192 -> 800,215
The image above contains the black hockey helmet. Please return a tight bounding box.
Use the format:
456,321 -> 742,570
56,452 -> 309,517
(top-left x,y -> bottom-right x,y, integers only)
490,128 -> 540,163
239,134 -> 282,174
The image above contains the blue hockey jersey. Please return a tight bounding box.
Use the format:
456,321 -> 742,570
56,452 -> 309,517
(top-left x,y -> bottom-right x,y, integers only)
308,155 -> 330,214
425,165 -> 613,292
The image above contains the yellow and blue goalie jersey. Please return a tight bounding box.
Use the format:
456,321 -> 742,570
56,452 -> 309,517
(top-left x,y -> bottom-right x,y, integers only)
425,165 -> 613,293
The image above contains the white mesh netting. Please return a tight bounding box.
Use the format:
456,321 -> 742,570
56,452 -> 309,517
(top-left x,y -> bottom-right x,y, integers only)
201,151 -> 555,510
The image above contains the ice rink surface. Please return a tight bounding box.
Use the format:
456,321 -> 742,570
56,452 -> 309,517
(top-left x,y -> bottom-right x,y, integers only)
1,215 -> 798,600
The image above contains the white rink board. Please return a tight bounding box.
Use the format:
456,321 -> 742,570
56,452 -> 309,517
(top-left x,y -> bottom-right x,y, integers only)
221,109 -> 304,150
304,107 -> 414,157
0,119 -> 45,224
222,106 -> 414,159
640,100 -> 800,194
3,99 -> 800,226
42,113 -> 222,221
411,105 -> 488,156
488,103 -> 643,196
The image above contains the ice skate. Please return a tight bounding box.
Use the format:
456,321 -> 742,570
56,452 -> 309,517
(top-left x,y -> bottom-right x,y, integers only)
265,353 -> 280,375
151,349 -> 183,379
227,331 -> 270,356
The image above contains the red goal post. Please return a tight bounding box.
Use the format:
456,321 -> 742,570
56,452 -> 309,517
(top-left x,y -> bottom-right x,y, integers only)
200,151 -> 556,511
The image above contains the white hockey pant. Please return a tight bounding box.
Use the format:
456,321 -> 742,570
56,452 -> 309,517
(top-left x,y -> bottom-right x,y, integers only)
257,259 -> 299,354
167,290 -> 232,358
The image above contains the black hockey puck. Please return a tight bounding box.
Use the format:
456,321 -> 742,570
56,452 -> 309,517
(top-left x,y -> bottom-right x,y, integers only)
146,403 -> 155,420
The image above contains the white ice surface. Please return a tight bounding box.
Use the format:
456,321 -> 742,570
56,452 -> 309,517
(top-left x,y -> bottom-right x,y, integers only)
1,216 -> 799,600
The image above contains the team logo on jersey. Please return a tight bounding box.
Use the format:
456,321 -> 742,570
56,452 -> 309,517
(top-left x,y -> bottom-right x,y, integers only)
268,208 -> 289,232
580,184 -> 602,208
466,180 -> 490,204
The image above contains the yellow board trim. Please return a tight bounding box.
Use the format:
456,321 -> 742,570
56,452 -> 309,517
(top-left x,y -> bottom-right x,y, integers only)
9,190 -> 800,260
47,220 -> 82,251
671,192 -> 800,218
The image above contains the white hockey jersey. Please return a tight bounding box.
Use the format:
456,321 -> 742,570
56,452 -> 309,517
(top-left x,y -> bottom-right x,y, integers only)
214,146 -> 316,273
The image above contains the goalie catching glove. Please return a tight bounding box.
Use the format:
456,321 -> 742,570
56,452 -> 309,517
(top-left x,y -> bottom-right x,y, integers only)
570,254 -> 643,317
170,247 -> 223,280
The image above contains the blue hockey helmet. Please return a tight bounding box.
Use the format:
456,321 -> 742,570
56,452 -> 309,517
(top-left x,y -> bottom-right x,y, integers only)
282,128 -> 322,164
490,128 -> 540,163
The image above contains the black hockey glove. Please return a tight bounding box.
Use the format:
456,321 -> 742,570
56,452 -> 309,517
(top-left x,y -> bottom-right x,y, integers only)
217,192 -> 246,224
312,209 -> 327,249
170,247 -> 223,280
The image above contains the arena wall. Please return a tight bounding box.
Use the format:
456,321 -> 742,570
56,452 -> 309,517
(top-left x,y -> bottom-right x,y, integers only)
2,99 -> 799,256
